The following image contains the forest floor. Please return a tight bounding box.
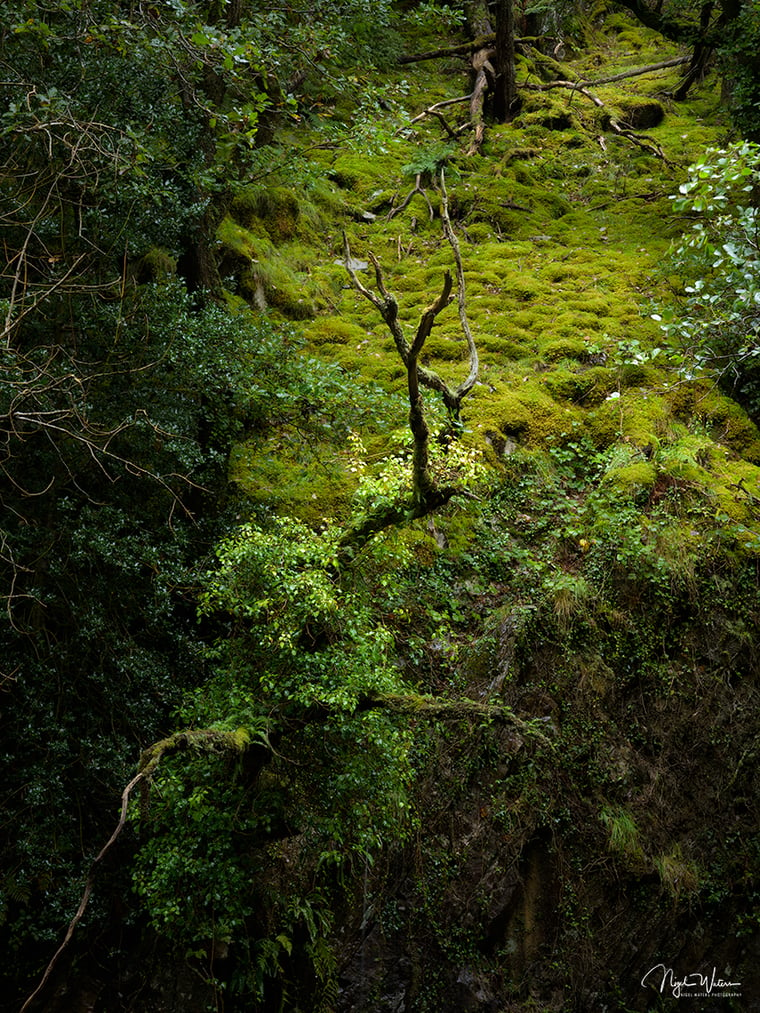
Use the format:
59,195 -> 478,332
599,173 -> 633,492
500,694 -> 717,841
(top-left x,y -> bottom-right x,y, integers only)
208,10 -> 760,1010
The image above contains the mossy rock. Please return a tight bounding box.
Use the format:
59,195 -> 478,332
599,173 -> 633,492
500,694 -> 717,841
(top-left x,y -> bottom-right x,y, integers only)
217,216 -> 322,318
613,97 -> 666,130
305,317 -> 368,347
230,437 -> 354,524
711,458 -> 760,524
422,335 -> 468,363
518,108 -> 580,132
618,363 -> 667,388
239,266 -> 316,319
134,247 -> 176,283
501,146 -> 543,166
667,382 -> 760,461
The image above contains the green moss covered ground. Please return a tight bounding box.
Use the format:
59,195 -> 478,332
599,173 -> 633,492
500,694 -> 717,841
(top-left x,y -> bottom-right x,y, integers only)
223,13 -> 760,543
214,10 -> 759,1009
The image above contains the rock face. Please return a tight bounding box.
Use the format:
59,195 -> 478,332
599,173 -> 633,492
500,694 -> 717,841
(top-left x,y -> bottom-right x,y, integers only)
327,597 -> 760,1013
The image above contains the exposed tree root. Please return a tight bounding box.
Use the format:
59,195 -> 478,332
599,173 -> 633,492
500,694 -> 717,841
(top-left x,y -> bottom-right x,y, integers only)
466,45 -> 495,154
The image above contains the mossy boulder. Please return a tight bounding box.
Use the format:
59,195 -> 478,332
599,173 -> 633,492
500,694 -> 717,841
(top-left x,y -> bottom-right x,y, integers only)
667,381 -> 760,461
468,382 -> 579,447
613,97 -> 666,130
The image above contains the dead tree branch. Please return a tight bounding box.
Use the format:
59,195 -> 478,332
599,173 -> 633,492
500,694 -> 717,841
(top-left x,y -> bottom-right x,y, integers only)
521,80 -> 669,160
580,55 -> 690,86
398,33 -> 496,63
343,177 -> 478,416
339,177 -> 480,554
19,730 -> 254,1013
388,173 -> 436,221
439,169 -> 478,404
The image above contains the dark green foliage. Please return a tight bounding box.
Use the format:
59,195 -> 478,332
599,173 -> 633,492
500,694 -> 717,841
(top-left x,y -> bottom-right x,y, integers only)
2,2 -> 760,1010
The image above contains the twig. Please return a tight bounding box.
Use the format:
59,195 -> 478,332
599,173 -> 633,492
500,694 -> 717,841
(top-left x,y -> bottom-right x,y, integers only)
388,173 -> 435,221
19,769 -> 146,1013
439,169 -> 478,402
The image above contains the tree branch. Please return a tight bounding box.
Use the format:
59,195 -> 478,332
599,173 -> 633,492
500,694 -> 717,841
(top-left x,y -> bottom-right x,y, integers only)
580,55 -> 690,86
19,729 -> 254,1013
440,170 -> 478,403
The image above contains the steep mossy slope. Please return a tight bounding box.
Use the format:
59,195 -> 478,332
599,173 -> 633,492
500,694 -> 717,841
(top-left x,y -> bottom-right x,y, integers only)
216,10 -> 758,1012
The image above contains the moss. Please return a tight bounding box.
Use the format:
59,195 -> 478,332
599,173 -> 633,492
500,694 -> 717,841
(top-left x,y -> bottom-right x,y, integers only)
134,247 -> 176,282
501,146 -> 543,166
231,185 -> 303,241
329,150 -> 408,196
467,381 -> 580,447
305,317 -> 368,347
710,457 -> 760,524
611,97 -> 665,130
667,381 -> 760,461
541,338 -> 588,362
587,390 -> 669,449
542,368 -> 613,406
230,436 -> 355,524
217,216 -> 323,318
217,215 -> 272,262
603,460 -> 657,496
617,363 -> 666,388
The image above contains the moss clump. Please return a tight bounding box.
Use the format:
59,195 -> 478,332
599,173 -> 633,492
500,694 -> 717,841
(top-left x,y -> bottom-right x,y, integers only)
587,390 -> 669,449
468,381 -> 580,447
305,317 -> 368,347
217,215 -> 271,262
230,436 -> 355,524
542,368 -> 614,406
603,460 -> 657,496
231,185 -> 303,241
541,338 -> 588,362
667,381 -> 760,461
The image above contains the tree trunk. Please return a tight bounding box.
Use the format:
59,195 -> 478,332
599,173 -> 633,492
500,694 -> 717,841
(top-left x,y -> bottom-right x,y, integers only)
493,0 -> 520,121
464,0 -> 492,37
